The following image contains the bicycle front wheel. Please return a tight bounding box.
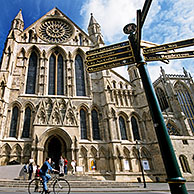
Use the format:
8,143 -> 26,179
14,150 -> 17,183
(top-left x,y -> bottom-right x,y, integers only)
28,178 -> 43,194
53,178 -> 70,194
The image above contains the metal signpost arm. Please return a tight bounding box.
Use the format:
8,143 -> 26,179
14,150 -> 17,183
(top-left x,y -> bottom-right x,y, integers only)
127,1 -> 188,194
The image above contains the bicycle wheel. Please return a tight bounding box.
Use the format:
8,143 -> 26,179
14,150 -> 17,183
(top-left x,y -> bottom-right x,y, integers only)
28,178 -> 44,194
53,178 -> 70,194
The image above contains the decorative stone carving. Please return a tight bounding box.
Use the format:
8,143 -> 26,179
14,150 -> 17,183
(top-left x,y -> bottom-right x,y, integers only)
65,109 -> 76,125
38,18 -> 74,43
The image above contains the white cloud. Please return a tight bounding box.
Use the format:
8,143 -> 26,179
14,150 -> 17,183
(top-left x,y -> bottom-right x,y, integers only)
81,0 -> 144,43
81,0 -> 194,82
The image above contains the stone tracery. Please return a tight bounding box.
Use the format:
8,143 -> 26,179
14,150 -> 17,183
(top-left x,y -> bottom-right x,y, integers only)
38,19 -> 74,43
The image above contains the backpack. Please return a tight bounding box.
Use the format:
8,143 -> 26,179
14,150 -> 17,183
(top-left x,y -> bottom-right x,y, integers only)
24,165 -> 27,173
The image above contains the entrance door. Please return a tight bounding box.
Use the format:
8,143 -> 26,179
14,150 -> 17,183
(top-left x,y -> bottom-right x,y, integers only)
47,136 -> 63,170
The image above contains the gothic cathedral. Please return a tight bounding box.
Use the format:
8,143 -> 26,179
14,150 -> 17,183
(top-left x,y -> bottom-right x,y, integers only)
0,7 -> 194,182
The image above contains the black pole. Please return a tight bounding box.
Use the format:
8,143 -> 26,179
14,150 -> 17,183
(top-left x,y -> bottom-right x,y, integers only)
136,141 -> 146,188
137,62 -> 188,194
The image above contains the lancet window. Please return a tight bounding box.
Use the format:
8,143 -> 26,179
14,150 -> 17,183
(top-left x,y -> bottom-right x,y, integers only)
174,82 -> 194,133
119,116 -> 127,140
9,106 -> 19,137
48,51 -> 64,95
92,109 -> 100,140
155,87 -> 169,111
75,54 -> 86,96
22,106 -> 32,138
80,109 -> 87,139
131,116 -> 140,140
26,52 -> 37,94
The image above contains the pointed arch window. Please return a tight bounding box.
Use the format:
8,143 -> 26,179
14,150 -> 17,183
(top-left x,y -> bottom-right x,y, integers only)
179,155 -> 191,173
75,54 -> 86,96
26,52 -> 37,94
80,109 -> 87,139
92,109 -> 100,140
22,106 -> 32,138
119,116 -> 127,140
167,122 -> 180,136
131,116 -> 140,140
174,82 -> 194,133
9,106 -> 19,137
48,52 -> 64,95
156,87 -> 169,111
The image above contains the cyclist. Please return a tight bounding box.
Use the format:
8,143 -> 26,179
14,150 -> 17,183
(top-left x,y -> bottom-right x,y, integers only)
40,157 -> 58,194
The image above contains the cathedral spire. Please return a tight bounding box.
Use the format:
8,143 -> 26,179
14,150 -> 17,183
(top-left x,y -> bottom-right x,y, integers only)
87,13 -> 104,46
15,9 -> 24,21
11,9 -> 24,32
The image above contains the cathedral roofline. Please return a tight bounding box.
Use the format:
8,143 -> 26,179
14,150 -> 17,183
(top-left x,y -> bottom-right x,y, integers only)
21,7 -> 91,41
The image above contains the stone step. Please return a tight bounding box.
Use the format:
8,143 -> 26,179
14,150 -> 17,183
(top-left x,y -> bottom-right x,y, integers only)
0,179 -> 137,188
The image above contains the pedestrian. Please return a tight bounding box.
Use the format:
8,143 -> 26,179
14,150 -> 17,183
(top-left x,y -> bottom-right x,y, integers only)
34,165 -> 41,192
71,160 -> 76,175
23,163 -> 28,180
28,160 -> 34,180
59,156 -> 64,176
64,158 -> 68,175
39,157 -> 58,194
35,165 -> 40,178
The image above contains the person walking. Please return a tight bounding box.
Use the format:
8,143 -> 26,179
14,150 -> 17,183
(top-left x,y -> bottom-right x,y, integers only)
71,160 -> 76,175
64,158 -> 68,175
34,165 -> 41,192
59,156 -> 64,176
39,157 -> 58,194
23,163 -> 28,180
28,161 -> 33,180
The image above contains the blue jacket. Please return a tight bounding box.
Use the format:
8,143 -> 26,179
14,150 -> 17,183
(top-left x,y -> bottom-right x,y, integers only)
40,161 -> 53,175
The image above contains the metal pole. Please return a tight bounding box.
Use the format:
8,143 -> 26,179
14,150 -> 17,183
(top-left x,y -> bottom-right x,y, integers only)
136,141 -> 146,188
137,62 -> 188,194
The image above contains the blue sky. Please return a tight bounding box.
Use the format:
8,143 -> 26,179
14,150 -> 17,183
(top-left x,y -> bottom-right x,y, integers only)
0,0 -> 194,81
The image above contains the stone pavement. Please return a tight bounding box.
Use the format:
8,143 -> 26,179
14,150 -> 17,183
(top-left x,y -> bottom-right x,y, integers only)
0,182 -> 194,193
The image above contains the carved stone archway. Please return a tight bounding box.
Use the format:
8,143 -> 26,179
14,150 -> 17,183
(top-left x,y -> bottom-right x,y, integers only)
36,128 -> 72,166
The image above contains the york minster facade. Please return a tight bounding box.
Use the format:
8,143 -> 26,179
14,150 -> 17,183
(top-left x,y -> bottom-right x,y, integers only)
0,7 -> 194,182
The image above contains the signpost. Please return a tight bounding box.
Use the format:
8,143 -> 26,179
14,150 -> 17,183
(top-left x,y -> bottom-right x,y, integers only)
143,37 -> 194,54
144,50 -> 194,61
86,40 -> 135,73
124,1 -> 188,194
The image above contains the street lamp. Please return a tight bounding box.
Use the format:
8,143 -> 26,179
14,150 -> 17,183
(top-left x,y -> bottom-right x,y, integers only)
135,140 -> 146,188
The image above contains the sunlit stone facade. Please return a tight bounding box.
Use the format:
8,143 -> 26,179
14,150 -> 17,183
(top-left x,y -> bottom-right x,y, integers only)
0,7 -> 194,181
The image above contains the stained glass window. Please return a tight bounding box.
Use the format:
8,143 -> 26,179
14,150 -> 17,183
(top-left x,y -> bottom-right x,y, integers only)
48,53 -> 64,95
175,83 -> 194,133
22,107 -> 31,138
92,109 -> 100,140
75,55 -> 86,96
119,116 -> 127,140
156,87 -> 169,111
26,52 -> 37,94
80,109 -> 87,139
131,116 -> 140,140
48,54 -> 56,95
9,106 -> 19,137
57,54 -> 64,95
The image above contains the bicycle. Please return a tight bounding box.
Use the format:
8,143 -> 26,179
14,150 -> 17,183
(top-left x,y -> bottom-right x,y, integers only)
28,173 -> 70,194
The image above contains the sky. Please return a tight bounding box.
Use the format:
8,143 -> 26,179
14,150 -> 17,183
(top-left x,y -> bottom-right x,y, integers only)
0,0 -> 194,82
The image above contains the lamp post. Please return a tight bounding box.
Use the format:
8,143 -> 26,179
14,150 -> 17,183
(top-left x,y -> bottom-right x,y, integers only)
135,140 -> 146,188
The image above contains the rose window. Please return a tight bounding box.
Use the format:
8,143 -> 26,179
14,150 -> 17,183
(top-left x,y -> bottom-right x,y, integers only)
38,19 -> 74,43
